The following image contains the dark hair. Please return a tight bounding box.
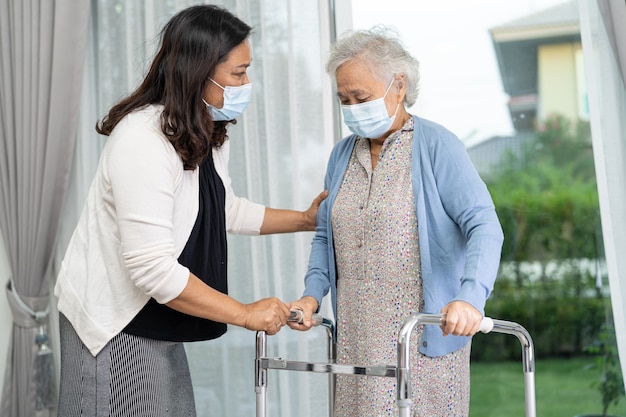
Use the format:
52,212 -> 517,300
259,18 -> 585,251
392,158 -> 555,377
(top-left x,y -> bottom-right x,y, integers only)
96,5 -> 252,170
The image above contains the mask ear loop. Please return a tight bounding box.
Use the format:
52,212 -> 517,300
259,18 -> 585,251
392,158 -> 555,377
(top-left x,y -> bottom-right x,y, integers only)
209,78 -> 226,90
204,78 -> 225,110
383,76 -> 401,118
382,75 -> 398,99
391,102 -> 401,118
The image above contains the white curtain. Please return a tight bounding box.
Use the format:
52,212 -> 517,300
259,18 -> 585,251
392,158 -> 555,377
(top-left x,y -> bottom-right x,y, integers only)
51,1 -> 337,416
596,0 -> 626,86
0,1 -> 90,416
579,0 -> 626,383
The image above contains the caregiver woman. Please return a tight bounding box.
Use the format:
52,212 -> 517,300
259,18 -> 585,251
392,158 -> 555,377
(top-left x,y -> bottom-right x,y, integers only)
54,5 -> 325,416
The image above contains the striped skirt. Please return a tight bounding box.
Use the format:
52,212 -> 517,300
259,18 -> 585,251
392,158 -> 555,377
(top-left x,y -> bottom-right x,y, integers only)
57,314 -> 196,416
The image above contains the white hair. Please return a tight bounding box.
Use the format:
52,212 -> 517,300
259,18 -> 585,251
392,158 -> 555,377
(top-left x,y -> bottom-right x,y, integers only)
326,26 -> 420,106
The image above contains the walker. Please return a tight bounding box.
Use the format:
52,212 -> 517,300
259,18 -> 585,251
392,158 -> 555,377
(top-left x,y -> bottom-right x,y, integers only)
255,312 -> 536,417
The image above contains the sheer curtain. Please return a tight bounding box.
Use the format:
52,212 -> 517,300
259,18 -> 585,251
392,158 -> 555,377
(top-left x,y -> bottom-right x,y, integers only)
0,2 -> 90,416
51,1 -> 337,416
579,0 -> 626,382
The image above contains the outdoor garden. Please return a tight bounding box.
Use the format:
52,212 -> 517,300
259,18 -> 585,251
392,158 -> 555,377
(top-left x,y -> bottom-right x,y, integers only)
469,114 -> 625,417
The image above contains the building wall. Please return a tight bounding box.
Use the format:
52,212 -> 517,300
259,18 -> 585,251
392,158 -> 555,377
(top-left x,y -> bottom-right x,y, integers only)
538,42 -> 583,123
467,132 -> 535,179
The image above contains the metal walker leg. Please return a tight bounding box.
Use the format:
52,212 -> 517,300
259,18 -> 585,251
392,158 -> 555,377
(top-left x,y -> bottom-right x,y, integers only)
255,313 -> 536,417
395,313 -> 536,417
255,316 -> 336,417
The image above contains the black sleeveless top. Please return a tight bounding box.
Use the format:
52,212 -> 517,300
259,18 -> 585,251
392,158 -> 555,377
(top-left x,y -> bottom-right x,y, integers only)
123,153 -> 228,341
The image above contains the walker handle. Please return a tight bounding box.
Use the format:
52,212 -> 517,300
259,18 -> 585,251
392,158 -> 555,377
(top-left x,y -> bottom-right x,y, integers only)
440,315 -> 494,333
479,317 -> 494,333
288,310 -> 324,326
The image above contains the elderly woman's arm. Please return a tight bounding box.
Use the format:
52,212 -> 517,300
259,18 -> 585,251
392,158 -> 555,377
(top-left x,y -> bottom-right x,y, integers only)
288,192 -> 334,330
432,130 -> 504,337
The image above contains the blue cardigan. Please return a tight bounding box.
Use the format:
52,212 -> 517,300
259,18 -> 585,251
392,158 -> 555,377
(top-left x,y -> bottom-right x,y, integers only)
302,115 -> 504,357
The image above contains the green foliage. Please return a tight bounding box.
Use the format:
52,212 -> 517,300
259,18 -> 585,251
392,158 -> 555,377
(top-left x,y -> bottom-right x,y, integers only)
479,113 -> 624,415
472,272 -> 605,361
486,114 -> 600,270
586,323 -> 625,417
476,114 -> 607,361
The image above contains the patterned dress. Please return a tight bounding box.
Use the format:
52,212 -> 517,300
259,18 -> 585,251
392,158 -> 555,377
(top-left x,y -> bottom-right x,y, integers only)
332,117 -> 471,417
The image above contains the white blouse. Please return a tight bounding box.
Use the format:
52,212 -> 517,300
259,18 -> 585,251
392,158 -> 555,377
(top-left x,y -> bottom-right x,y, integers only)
54,105 -> 265,356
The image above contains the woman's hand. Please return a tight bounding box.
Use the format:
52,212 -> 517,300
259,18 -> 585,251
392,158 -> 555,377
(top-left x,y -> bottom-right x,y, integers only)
259,190 -> 328,234
440,300 -> 483,337
302,190 -> 328,231
286,296 -> 319,331
243,297 -> 291,335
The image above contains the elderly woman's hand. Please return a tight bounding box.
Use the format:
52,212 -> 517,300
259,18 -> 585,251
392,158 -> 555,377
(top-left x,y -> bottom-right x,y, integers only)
286,296 -> 319,331
440,301 -> 483,337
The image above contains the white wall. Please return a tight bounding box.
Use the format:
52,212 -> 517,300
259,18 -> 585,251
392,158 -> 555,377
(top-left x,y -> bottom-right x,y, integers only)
334,0 -> 353,37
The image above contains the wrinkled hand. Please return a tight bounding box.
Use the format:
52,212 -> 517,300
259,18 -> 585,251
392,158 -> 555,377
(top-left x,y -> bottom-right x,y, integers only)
286,296 -> 319,331
243,297 -> 291,335
303,190 -> 328,231
440,301 -> 483,337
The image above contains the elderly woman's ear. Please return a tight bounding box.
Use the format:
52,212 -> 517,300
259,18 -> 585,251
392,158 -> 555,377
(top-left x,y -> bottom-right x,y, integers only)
395,73 -> 406,88
394,74 -> 407,101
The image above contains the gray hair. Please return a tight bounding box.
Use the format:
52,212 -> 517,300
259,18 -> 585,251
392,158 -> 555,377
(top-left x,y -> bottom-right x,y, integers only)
326,26 -> 420,107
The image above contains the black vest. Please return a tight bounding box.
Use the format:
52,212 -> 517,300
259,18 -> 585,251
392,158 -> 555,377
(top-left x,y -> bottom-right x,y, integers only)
123,153 -> 228,341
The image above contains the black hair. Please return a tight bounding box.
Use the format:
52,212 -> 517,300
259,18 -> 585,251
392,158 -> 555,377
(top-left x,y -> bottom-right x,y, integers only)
96,5 -> 252,169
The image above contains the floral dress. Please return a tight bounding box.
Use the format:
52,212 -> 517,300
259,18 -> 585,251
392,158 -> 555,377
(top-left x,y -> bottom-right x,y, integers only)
332,117 -> 471,417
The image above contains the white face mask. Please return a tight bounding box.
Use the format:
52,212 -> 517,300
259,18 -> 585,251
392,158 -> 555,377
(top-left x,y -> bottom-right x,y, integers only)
340,77 -> 399,139
203,78 -> 252,121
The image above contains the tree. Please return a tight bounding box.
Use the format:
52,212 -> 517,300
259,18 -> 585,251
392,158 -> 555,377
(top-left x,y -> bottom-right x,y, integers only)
472,114 -> 606,360
486,114 -> 600,287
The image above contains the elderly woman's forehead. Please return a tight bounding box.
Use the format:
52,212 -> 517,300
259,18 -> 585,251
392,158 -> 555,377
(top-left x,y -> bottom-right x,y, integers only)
337,59 -> 379,80
337,66 -> 386,94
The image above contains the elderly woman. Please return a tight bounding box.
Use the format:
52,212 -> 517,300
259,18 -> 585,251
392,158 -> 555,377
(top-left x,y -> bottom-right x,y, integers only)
289,27 -> 504,416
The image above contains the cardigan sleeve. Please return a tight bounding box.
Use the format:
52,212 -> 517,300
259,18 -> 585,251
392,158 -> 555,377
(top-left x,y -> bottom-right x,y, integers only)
105,113 -> 190,304
426,123 -> 504,312
302,183 -> 333,307
303,136 -> 355,309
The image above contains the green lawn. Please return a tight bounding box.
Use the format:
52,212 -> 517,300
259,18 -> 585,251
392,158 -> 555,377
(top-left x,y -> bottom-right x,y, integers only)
470,357 -> 626,417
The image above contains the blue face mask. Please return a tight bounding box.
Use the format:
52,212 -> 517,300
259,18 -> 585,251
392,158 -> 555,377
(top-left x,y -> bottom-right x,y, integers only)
204,79 -> 252,121
340,78 -> 399,139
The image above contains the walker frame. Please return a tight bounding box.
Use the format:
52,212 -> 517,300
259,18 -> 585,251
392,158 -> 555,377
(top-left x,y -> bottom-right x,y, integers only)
254,312 -> 536,417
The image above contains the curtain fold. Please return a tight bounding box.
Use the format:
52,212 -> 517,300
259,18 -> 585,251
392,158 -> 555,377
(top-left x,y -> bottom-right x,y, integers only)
580,0 -> 626,389
0,1 -> 90,416
596,0 -> 626,87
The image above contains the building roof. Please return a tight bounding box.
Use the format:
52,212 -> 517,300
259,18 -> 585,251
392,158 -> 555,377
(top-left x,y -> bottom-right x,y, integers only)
490,0 -> 580,131
491,1 -> 579,42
